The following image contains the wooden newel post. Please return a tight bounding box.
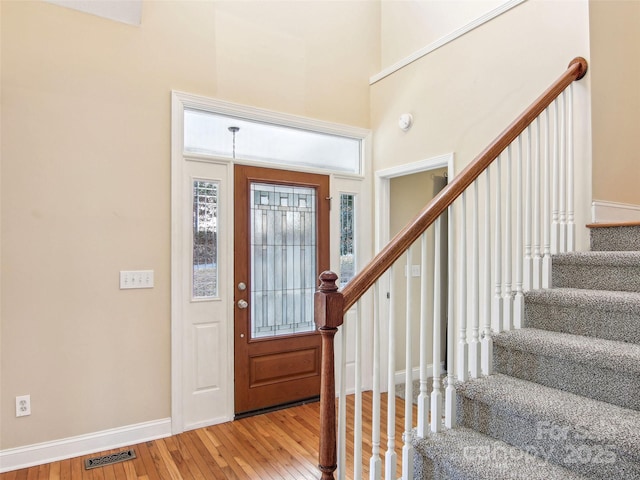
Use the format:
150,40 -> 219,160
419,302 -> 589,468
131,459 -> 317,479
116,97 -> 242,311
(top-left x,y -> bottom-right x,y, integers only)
315,271 -> 344,480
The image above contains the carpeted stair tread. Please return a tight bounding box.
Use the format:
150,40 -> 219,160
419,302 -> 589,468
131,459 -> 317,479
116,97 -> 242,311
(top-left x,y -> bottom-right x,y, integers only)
493,328 -> 640,376
525,287 -> 640,311
457,374 -> 640,457
412,426 -> 587,480
493,329 -> 640,410
553,251 -> 640,266
524,288 -> 640,344
552,251 -> 640,292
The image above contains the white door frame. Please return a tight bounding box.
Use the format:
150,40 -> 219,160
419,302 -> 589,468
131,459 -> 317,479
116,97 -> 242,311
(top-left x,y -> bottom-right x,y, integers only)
375,153 -> 454,253
171,91 -> 372,434
374,153 -> 454,390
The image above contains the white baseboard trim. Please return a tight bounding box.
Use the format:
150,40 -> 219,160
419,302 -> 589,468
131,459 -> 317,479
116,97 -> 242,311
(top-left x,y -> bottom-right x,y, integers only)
591,200 -> 640,223
394,362 -> 446,385
0,418 -> 172,473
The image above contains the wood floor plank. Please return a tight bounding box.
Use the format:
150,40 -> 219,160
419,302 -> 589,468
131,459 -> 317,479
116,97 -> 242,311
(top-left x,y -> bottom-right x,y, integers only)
193,428 -> 234,479
201,427 -> 253,479
242,414 -> 316,480
180,431 -> 226,480
215,421 -> 281,480
241,416 -> 317,479
214,422 -> 276,480
0,391 -> 418,480
58,460 -> 70,480
69,456 -> 83,480
119,460 -> 136,480
13,469 -> 27,480
152,439 -> 183,480
0,471 -> 16,480
256,412 -> 321,479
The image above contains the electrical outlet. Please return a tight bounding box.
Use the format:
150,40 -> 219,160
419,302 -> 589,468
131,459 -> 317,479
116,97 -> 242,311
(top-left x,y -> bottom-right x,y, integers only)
16,395 -> 31,417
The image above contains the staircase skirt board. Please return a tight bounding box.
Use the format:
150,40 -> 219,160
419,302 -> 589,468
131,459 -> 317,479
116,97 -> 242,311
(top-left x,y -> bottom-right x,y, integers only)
412,225 -> 640,478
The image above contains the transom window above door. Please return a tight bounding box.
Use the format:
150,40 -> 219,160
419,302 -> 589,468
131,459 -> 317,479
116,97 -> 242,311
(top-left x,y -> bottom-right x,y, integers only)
183,109 -> 362,174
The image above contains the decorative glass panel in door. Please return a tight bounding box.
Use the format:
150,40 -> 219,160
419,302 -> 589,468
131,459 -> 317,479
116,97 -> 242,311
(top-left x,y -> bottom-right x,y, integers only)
250,183 -> 316,338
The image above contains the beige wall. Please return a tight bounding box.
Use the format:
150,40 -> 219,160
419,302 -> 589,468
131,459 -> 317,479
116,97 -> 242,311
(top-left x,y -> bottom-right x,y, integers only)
589,0 -> 640,206
381,0 -> 504,68
372,0 -> 593,250
0,0 -> 379,449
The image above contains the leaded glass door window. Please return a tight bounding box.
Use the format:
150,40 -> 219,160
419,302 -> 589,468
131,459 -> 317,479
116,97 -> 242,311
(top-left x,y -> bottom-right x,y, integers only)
250,183 -> 316,339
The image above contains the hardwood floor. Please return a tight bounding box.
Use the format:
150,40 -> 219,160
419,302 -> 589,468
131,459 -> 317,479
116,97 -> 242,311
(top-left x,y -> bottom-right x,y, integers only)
1,392 -> 415,480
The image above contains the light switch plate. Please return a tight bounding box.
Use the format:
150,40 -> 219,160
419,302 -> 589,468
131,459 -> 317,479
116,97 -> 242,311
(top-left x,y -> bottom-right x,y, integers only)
120,270 -> 154,289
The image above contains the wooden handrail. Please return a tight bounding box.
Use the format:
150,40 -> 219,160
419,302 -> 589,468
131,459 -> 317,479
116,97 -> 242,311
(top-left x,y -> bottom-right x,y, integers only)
315,57 -> 587,480
341,57 -> 587,312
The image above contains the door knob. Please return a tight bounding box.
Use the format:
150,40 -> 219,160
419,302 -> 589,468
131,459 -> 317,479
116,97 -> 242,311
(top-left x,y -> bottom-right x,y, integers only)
237,299 -> 248,309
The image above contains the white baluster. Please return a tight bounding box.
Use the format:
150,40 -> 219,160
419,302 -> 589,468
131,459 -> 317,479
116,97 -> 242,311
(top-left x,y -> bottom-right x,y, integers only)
457,192 -> 469,383
482,170 -> 493,375
523,128 -> 533,291
417,234 -> 429,438
385,268 -> 396,479
567,85 -> 575,252
431,219 -> 443,433
445,205 -> 457,428
503,146 -> 513,331
514,135 -> 524,329
551,99 -> 560,254
542,108 -> 552,289
493,159 -> 504,333
532,118 -> 542,289
559,91 -> 567,253
402,251 -> 414,480
370,283 -> 381,480
337,305 -> 347,480
469,182 -> 481,378
354,303 -> 363,480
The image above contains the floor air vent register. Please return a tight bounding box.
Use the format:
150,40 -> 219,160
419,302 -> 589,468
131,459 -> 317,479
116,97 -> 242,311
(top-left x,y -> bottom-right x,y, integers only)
84,449 -> 136,470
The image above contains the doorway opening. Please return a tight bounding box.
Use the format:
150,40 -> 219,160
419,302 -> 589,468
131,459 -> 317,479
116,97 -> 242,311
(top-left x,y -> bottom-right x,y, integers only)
375,153 -> 453,391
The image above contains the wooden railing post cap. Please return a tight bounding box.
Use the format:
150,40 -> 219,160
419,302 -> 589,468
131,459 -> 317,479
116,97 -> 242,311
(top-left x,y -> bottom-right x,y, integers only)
318,271 -> 339,292
315,271 -> 344,330
569,57 -> 588,80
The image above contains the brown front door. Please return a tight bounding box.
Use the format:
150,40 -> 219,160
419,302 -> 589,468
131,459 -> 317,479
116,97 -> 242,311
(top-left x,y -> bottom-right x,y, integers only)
233,165 -> 330,415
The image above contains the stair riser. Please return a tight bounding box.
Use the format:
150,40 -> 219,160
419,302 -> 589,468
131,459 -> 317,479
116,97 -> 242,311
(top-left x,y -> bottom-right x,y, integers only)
414,452 -> 554,480
591,226 -> 640,251
413,454 -> 453,480
457,396 -> 640,479
494,345 -> 640,411
552,264 -> 640,292
412,428 -> 586,480
524,301 -> 640,345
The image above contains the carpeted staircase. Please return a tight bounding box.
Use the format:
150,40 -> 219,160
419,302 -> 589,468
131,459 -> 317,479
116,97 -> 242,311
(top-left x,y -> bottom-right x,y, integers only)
412,224 -> 640,479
